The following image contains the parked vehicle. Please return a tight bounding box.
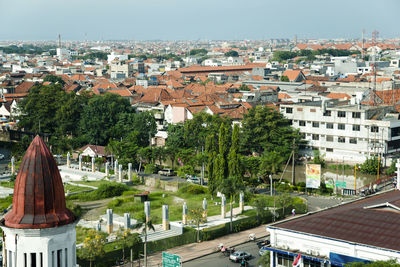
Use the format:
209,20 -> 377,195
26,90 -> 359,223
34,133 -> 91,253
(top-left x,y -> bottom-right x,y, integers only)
0,154 -> 4,160
158,169 -> 175,176
229,251 -> 251,262
186,176 -> 200,184
256,239 -> 270,248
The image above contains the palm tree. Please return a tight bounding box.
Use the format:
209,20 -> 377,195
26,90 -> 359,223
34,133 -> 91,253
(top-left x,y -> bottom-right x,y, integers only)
135,218 -> 155,267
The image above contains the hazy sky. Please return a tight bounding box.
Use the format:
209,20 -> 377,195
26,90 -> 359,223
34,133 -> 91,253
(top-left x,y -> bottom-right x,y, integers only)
1,0 -> 399,41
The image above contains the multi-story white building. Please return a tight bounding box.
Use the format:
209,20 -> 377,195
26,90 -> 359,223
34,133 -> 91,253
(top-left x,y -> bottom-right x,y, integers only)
280,100 -> 400,165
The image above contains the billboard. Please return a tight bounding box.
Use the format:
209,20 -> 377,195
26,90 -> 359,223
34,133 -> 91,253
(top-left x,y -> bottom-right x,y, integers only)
306,164 -> 321,189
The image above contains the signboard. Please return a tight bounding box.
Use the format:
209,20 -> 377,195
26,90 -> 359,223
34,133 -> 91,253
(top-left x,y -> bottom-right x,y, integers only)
306,164 -> 321,189
325,179 -> 334,189
336,181 -> 347,188
163,252 -> 182,267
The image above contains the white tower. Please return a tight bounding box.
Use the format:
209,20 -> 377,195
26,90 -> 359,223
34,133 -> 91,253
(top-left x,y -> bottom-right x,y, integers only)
0,136 -> 77,267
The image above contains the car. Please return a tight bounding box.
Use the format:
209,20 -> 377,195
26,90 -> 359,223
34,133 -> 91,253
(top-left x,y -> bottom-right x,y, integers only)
259,246 -> 269,256
0,154 -> 4,160
256,239 -> 270,248
158,168 -> 175,176
186,176 -> 200,184
229,251 -> 251,262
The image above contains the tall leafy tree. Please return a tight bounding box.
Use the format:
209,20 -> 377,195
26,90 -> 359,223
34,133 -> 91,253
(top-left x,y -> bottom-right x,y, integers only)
79,93 -> 133,145
206,133 -> 218,197
228,124 -> 241,178
115,111 -> 156,146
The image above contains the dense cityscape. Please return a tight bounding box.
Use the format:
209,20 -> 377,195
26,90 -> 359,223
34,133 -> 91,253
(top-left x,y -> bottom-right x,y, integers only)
1,1 -> 400,267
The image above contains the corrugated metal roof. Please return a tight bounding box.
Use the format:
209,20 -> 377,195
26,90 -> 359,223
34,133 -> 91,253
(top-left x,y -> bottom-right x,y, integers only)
273,190 -> 400,251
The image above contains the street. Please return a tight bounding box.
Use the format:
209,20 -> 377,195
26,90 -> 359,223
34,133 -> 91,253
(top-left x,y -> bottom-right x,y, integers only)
184,241 -> 262,267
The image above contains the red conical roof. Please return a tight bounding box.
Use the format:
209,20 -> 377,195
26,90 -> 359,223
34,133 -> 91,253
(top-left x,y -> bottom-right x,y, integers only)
4,136 -> 75,229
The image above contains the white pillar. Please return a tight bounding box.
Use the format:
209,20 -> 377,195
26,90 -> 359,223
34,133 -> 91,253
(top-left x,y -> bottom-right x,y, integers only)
36,253 -> 41,267
202,198 -> 207,220
67,152 -> 71,168
27,253 -> 31,267
221,195 -> 226,219
11,156 -> 15,175
239,192 -> 244,213
91,156 -> 95,173
78,154 -> 82,171
182,202 -> 188,224
128,163 -> 132,181
119,164 -> 122,182
105,162 -> 109,176
106,209 -> 113,234
114,160 -> 118,177
124,213 -> 131,229
162,205 -> 169,230
144,201 -> 151,223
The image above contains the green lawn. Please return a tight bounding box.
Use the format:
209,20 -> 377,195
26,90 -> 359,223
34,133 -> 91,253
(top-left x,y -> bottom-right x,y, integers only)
64,184 -> 92,194
0,181 -> 14,189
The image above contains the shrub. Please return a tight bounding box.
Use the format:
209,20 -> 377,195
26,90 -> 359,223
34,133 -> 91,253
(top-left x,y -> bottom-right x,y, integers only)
67,182 -> 128,201
66,202 -> 83,218
177,165 -> 195,178
144,164 -> 156,174
178,184 -> 207,195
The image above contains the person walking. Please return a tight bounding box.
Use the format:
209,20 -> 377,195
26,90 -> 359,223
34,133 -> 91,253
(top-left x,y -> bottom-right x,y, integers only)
292,208 -> 296,216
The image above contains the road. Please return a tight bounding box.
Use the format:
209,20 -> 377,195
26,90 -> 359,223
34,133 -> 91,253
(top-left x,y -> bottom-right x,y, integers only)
184,241 -> 263,267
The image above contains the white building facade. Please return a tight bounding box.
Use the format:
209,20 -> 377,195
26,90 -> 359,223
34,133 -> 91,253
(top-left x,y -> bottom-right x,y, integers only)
280,100 -> 400,165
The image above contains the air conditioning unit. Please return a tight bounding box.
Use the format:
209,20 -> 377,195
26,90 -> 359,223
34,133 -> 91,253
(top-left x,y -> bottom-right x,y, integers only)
306,249 -> 312,255
312,250 -> 320,256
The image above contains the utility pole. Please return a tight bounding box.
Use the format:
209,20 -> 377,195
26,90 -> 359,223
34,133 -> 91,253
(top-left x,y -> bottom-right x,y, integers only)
291,139 -> 296,185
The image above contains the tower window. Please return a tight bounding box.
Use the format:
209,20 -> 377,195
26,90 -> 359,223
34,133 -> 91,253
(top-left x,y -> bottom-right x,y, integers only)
31,253 -> 37,267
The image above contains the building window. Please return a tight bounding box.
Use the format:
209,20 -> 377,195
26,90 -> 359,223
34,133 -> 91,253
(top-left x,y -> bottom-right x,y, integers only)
277,253 -> 294,267
338,124 -> 345,130
304,258 -> 322,267
326,123 -> 333,129
40,253 -> 43,267
338,111 -> 346,118
310,109 -> 316,112
312,122 -> 319,128
31,253 -> 37,267
312,134 -> 319,140
353,125 -> 360,131
52,251 -> 55,267
286,107 -> 293,113
352,112 -> 361,118
57,249 -> 62,267
24,253 -> 27,267
371,126 -> 379,133
297,108 -> 303,111
326,135 -> 333,142
299,120 -> 306,126
391,127 -> 400,137
65,248 -> 68,267
323,110 -> 331,116
338,137 -> 346,143
326,148 -> 333,152
350,138 -> 357,144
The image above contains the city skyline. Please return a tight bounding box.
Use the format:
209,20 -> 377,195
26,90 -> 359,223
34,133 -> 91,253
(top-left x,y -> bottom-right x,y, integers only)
1,0 -> 399,41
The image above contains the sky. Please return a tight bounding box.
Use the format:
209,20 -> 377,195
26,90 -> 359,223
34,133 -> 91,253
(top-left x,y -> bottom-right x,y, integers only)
0,0 -> 399,41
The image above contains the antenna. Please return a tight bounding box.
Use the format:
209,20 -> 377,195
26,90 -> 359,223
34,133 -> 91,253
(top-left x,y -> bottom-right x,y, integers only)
370,30 -> 379,106
361,29 -> 365,61
58,34 -> 61,48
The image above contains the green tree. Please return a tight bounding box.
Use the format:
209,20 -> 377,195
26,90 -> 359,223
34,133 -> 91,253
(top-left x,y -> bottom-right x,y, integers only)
224,50 -> 239,57
17,84 -> 66,134
360,157 -> 382,175
115,111 -> 156,146
228,124 -> 241,179
239,84 -> 250,91
312,150 -> 326,168
280,75 -> 290,82
346,260 -> 400,267
241,106 -> 301,157
257,252 -> 270,267
189,207 -> 207,242
81,229 -> 106,267
206,133 -> 218,197
259,150 -> 285,184
276,193 -> 293,217
115,228 -> 141,262
218,176 -> 244,232
79,93 -> 134,145
43,74 -> 66,86
214,123 -> 230,183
